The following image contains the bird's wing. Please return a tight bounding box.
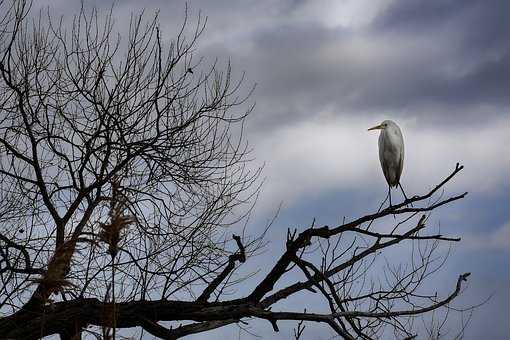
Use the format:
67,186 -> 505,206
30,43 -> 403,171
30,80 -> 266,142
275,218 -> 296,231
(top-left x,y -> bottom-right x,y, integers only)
379,129 -> 404,187
381,149 -> 399,186
379,134 -> 396,186
395,132 -> 404,185
395,150 -> 403,184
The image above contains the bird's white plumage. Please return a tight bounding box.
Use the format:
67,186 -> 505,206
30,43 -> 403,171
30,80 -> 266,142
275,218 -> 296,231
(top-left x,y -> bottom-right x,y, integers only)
371,120 -> 404,187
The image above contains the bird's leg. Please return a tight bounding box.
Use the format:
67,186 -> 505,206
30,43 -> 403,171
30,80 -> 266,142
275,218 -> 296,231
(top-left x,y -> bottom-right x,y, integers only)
388,186 -> 392,208
389,186 -> 396,219
398,183 -> 413,207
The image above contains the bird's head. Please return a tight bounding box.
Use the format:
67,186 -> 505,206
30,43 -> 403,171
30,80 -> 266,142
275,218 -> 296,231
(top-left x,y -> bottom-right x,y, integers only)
367,120 -> 393,131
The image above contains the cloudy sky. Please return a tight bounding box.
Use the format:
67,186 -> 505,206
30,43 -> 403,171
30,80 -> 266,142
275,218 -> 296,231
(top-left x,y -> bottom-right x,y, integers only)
38,0 -> 510,339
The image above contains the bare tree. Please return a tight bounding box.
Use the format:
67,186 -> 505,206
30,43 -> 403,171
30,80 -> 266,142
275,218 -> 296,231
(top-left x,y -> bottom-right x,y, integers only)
0,1 -> 471,339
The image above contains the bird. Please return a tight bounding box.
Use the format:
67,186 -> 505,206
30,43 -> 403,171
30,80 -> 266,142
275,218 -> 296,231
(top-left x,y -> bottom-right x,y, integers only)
368,120 -> 410,208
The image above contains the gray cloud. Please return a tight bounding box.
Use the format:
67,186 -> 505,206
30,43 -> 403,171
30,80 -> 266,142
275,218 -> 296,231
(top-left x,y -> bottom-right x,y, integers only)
191,0 -> 510,127
38,0 -> 510,127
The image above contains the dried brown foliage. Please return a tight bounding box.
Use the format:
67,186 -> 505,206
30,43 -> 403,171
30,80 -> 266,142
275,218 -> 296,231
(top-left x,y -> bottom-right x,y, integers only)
99,178 -> 134,258
31,239 -> 77,301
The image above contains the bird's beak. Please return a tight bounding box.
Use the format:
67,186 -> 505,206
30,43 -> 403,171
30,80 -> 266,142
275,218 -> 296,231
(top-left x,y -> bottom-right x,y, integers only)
367,124 -> 383,131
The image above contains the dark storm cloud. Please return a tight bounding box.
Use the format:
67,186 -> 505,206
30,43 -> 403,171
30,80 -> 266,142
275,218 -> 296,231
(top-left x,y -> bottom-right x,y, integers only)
365,0 -> 510,111
374,0 -> 510,49
373,0 -> 479,32
204,0 -> 510,127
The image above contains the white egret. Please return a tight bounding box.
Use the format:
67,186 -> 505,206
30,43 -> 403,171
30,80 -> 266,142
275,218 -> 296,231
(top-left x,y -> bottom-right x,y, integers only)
368,120 -> 409,207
